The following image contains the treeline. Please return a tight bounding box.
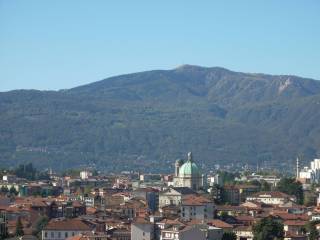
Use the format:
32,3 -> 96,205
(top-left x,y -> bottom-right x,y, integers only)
0,163 -> 50,181
14,163 -> 50,180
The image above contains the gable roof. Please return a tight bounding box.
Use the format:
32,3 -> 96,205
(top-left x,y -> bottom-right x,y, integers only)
44,219 -> 92,231
207,219 -> 233,229
181,195 -> 212,206
283,220 -> 307,226
271,211 -> 309,221
249,191 -> 293,198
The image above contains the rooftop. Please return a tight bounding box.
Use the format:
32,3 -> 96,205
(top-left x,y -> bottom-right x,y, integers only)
44,218 -> 92,231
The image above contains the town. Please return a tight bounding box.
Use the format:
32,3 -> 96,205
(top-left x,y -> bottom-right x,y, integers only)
0,152 -> 320,240
1,0 -> 319,239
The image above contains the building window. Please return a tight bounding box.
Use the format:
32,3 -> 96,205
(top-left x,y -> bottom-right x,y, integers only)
143,232 -> 145,236
58,232 -> 61,238
44,232 -> 48,238
65,232 -> 68,238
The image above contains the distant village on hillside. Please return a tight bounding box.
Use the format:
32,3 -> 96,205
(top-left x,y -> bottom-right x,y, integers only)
1,152 -> 320,240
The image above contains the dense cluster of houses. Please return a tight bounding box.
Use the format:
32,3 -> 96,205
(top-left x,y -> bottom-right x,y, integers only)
0,167 -> 320,240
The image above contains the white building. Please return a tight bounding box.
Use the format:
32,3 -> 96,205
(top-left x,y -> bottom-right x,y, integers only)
42,219 -> 92,240
2,175 -> 16,183
234,226 -> 253,240
209,174 -> 221,186
298,159 -> 320,184
242,174 -> 280,187
80,170 -> 92,180
160,225 -> 206,240
180,195 -> 215,221
246,191 -> 296,205
159,187 -> 197,208
158,222 -> 223,240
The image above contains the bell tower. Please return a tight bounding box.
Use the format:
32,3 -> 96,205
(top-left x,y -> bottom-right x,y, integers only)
175,159 -> 183,177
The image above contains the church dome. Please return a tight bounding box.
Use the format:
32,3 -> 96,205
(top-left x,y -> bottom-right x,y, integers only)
178,152 -> 200,177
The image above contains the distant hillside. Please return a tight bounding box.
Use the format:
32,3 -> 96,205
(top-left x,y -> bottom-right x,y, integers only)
1,65 -> 320,172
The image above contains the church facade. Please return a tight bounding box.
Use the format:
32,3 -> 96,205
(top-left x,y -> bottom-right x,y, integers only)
173,152 -> 205,191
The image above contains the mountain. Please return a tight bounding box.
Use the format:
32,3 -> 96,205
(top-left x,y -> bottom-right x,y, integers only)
1,65 -> 320,172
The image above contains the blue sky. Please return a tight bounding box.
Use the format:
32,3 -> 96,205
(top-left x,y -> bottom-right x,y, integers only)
1,1 -> 319,91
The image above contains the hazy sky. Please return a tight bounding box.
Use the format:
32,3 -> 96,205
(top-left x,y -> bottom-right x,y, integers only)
1,1 -> 320,91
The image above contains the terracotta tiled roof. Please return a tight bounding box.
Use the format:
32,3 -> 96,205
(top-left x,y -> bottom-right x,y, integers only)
112,192 -> 131,197
0,205 -> 9,210
271,212 -> 309,221
283,220 -> 307,226
158,218 -> 184,225
249,191 -> 293,198
66,235 -> 82,240
72,201 -> 84,207
66,232 -> 110,240
44,219 -> 92,231
207,219 -> 233,229
182,195 -> 212,206
133,217 -> 152,224
241,201 -> 265,209
31,200 -> 48,207
86,207 -> 97,214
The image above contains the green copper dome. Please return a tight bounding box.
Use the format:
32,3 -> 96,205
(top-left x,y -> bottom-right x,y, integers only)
178,152 -> 200,177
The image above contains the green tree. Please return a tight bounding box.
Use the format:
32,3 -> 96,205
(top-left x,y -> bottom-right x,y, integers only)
276,177 -> 303,204
218,171 -> 239,185
253,217 -> 284,240
62,169 -> 81,177
304,221 -> 320,240
220,211 -> 230,222
14,163 -> 37,180
9,186 -> 18,196
250,180 -> 271,191
15,217 -> 24,236
250,180 -> 262,187
260,180 -> 271,191
83,186 -> 92,195
222,231 -> 237,240
303,191 -> 317,207
92,169 -> 99,176
0,186 -> 9,194
33,216 -> 49,237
